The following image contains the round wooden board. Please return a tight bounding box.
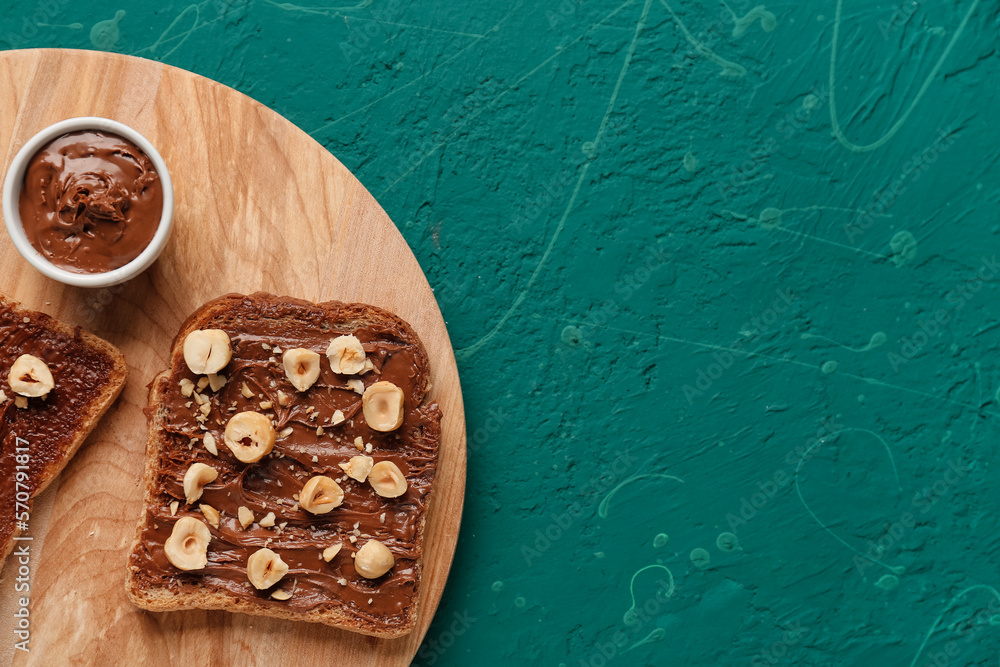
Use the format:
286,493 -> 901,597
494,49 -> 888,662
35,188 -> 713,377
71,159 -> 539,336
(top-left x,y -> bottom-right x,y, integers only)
0,48 -> 465,666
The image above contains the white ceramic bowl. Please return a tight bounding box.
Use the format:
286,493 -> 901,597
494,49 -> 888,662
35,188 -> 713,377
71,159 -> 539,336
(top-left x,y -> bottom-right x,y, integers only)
3,116 -> 174,288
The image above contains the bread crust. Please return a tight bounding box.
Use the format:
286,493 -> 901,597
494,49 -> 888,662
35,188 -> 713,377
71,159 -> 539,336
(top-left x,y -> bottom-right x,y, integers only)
0,295 -> 128,564
125,292 -> 439,638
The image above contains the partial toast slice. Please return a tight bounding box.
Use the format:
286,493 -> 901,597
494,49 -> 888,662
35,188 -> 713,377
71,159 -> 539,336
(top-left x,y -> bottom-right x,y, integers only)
126,293 -> 441,638
0,295 -> 127,565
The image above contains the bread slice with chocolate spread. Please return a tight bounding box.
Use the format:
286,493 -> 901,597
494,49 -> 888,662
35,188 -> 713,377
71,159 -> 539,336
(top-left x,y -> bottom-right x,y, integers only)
126,292 -> 441,638
0,295 -> 127,566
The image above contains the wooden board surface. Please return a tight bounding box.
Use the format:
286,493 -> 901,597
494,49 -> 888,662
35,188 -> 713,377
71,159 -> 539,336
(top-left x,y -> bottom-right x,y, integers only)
0,48 -> 466,666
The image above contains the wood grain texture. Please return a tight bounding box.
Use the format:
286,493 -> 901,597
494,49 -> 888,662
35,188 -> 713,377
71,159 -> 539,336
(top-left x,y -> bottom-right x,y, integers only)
0,48 -> 465,666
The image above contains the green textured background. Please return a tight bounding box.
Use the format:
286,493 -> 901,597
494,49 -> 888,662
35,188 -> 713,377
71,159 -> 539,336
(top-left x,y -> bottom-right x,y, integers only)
4,0 -> 1000,664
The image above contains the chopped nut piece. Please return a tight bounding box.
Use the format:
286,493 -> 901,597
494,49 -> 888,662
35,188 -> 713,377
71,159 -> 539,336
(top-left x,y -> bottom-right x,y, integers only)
338,577 -> 348,586
312,455 -> 319,463
183,463 -> 218,504
277,390 -> 290,407
259,400 -> 273,410
362,381 -> 405,431
299,476 -> 344,514
272,347 -> 283,355
278,426 -> 294,439
169,501 -> 179,516
180,378 -> 195,398
347,379 -> 365,394
14,396 -> 28,409
196,377 -> 210,391
332,409 -> 345,425
0,390 -> 6,402
365,442 -> 372,454
379,512 -> 386,523
199,403 -> 211,416
199,504 -> 221,529
247,548 -> 288,589
203,433 -> 218,456
316,426 -> 324,437
322,544 -> 343,562
241,383 -> 254,399
339,455 -> 374,482
349,535 -> 357,543
238,506 -> 254,529
354,436 -> 364,451
8,354 -> 54,398
271,589 -> 292,600
193,391 -> 209,406
207,373 -> 227,392
259,512 -> 276,528
362,358 -> 376,374
261,343 -> 272,351
164,517 -> 211,570
355,540 -> 395,579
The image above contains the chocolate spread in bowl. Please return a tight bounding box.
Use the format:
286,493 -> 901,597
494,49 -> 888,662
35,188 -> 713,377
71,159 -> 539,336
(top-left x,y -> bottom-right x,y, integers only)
18,130 -> 163,274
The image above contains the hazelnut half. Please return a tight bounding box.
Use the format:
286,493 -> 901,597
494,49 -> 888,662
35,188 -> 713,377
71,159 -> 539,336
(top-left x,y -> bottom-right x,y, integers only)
164,517 -> 211,571
8,354 -> 54,398
183,329 -> 232,375
282,348 -> 321,392
299,475 -> 344,514
326,335 -> 366,374
361,381 -> 404,431
224,412 -> 276,463
247,548 -> 288,589
339,455 -> 374,482
369,461 -> 408,498
183,462 -> 218,504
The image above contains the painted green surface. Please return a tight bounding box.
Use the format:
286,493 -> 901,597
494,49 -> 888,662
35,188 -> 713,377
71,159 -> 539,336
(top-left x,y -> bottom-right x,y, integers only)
4,0 -> 1000,664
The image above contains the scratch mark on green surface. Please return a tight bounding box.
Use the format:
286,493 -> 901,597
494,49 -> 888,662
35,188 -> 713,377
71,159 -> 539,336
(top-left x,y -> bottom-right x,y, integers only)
555,318 -> 1000,417
829,0 -> 981,152
801,331 -> 886,353
661,0 -> 746,76
262,0 -> 486,37
795,428 -> 904,575
131,0 -> 249,58
721,207 -> 891,260
146,4 -> 200,58
455,0 -> 651,361
719,1 -> 777,37
598,472 -> 685,519
627,627 -> 667,652
624,564 -> 674,625
908,584 -> 1000,667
